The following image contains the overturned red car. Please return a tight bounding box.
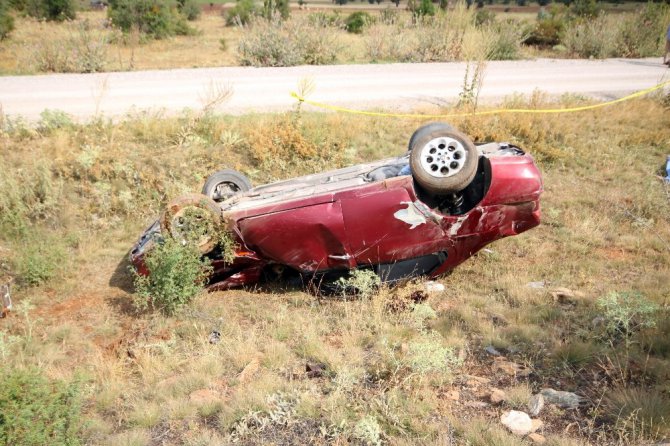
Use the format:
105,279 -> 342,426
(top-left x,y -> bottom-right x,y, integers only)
131,123 -> 542,290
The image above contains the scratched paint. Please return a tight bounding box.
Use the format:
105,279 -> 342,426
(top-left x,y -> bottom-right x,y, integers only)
394,202 -> 427,229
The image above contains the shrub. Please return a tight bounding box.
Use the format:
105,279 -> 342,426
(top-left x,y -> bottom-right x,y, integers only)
132,236 -> 212,315
562,14 -> 617,59
32,22 -> 108,73
615,3 -> 670,58
488,20 -> 526,60
108,0 -> 194,39
570,0 -> 598,19
524,15 -> 564,47
597,291 -> 659,345
405,332 -> 462,377
17,0 -> 76,21
177,0 -> 200,20
415,0 -> 435,18
0,367 -> 83,446
262,0 -> 289,21
345,11 -> 372,34
225,0 -> 258,26
238,17 -> 339,67
0,2 -> 14,40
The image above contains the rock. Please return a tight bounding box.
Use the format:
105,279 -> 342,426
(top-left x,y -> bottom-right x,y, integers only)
493,358 -> 531,377
239,358 -> 261,383
528,433 -> 546,444
527,281 -> 546,289
425,281 -> 445,293
540,388 -> 585,409
490,388 -> 506,404
500,410 -> 533,436
530,419 -> 544,433
528,393 -> 545,416
550,287 -> 585,305
446,390 -> 460,401
485,345 -> 502,356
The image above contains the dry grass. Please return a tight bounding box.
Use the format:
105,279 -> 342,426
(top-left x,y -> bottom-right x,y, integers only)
0,95 -> 669,444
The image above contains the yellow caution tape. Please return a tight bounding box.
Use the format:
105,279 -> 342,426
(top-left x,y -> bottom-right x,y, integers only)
290,79 -> 670,119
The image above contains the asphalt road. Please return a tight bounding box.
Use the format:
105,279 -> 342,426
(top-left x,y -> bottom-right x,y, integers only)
1,58 -> 668,121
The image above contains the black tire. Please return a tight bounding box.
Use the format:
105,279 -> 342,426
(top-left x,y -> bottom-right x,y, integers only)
409,128 -> 478,195
201,169 -> 252,202
408,122 -> 455,152
160,193 -> 221,254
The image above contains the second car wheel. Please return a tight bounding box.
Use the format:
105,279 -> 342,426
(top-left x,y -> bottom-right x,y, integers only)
160,193 -> 222,254
409,128 -> 478,195
202,169 -> 252,202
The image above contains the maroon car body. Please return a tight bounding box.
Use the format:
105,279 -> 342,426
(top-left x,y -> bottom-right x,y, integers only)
131,141 -> 542,290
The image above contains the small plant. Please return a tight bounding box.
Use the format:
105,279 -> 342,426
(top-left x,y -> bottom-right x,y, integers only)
405,332 -> 462,377
38,109 -> 74,133
0,367 -> 83,445
132,236 -> 212,314
597,291 -> 659,346
344,11 -> 372,34
335,269 -> 380,299
353,415 -> 383,446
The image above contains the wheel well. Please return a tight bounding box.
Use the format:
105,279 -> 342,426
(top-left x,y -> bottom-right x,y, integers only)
413,156 -> 491,215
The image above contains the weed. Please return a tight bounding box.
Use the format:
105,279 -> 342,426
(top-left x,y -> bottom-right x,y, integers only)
596,291 -> 659,346
38,109 -> 74,133
132,236 -> 212,315
353,415 -> 383,446
405,332 -> 462,378
0,367 -> 83,446
335,269 -> 381,299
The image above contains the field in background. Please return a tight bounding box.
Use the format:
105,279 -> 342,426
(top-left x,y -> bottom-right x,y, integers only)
1,91 -> 669,444
0,1 -> 667,74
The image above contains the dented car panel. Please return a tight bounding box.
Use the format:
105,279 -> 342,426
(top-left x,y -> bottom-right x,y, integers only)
131,142 -> 542,289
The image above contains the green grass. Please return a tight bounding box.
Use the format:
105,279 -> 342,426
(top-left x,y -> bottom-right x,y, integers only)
0,94 -> 669,444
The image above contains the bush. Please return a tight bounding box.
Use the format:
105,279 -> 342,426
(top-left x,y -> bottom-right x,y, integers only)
262,0 -> 289,21
570,0 -> 598,19
345,11 -> 372,34
238,17 -> 339,67
177,0 -> 200,20
415,0 -> 435,18
18,0 -> 76,21
0,2 -> 14,40
488,20 -> 526,60
524,15 -> 565,47
132,236 -> 212,315
615,3 -> 670,58
32,22 -> 108,73
597,291 -> 659,345
0,368 -> 83,446
108,0 -> 194,39
562,13 -> 616,58
226,0 -> 257,26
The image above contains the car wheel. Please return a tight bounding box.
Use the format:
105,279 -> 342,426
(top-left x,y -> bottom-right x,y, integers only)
408,122 -> 455,152
409,128 -> 478,195
202,169 -> 252,202
160,193 -> 221,254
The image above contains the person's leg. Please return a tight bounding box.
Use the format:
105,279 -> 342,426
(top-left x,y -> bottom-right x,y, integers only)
665,39 -> 670,65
